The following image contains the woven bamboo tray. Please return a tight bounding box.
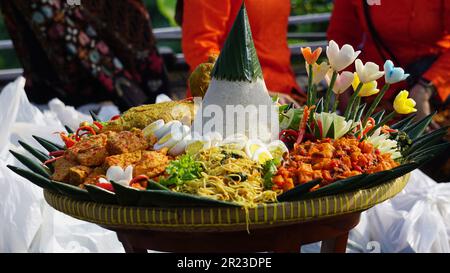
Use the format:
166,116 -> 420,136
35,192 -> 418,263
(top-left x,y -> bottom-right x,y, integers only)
44,173 -> 410,232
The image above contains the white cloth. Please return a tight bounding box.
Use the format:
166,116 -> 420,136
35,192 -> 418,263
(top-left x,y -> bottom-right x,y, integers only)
1,77 -> 449,253
0,77 -> 123,253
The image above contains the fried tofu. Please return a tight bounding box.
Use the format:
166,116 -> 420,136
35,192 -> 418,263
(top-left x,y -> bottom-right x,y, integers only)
68,166 -> 92,186
65,134 -> 108,166
106,129 -> 148,155
103,151 -> 143,169
103,150 -> 169,179
133,151 -> 169,178
82,167 -> 107,186
51,157 -> 78,183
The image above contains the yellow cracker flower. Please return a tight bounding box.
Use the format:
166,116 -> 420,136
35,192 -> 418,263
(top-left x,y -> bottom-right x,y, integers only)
352,73 -> 379,97
394,90 -> 417,114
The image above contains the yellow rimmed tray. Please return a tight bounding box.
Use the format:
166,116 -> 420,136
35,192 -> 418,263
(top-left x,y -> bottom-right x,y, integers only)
44,173 -> 410,232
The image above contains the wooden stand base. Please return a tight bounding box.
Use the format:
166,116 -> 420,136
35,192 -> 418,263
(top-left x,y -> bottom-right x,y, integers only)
111,212 -> 361,253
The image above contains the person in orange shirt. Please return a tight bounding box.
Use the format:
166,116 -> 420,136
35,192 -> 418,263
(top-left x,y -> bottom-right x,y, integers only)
179,0 -> 301,99
327,0 -> 450,121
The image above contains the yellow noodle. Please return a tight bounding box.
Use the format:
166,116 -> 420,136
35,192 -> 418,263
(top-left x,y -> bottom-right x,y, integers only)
172,147 -> 278,208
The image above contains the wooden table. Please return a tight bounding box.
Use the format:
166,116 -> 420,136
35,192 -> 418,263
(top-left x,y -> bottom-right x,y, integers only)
109,212 -> 361,253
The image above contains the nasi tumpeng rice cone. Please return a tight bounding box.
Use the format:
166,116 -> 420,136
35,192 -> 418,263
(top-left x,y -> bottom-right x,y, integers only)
192,3 -> 279,142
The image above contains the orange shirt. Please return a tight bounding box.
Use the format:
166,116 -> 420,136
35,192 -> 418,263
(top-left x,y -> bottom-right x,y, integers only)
327,0 -> 450,102
182,0 -> 299,95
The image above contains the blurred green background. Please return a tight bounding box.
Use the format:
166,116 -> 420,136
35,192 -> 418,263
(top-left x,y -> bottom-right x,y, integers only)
0,0 -> 333,70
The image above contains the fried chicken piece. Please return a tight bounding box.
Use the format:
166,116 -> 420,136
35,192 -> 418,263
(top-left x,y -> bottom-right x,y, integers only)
51,157 -> 78,183
106,129 -> 148,155
133,151 -> 169,178
65,134 -> 108,166
68,166 -> 92,186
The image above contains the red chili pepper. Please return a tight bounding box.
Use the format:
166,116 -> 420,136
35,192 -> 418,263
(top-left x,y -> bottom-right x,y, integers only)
75,126 -> 96,141
93,121 -> 103,130
43,156 -> 63,166
49,150 -> 65,157
96,182 -> 115,192
317,119 -> 323,139
129,175 -> 150,186
110,115 -> 121,121
296,106 -> 311,144
352,162 -> 363,173
59,133 -> 76,148
359,118 -> 376,140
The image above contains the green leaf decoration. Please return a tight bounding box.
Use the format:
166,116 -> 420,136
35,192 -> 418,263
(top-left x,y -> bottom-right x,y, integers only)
85,185 -> 117,204
9,150 -> 51,179
156,0 -> 178,26
391,114 -> 416,130
314,120 -> 322,139
7,165 -> 58,192
371,110 -> 385,124
32,135 -> 65,152
326,121 -> 335,139
404,112 -> 436,140
89,110 -> 101,122
315,98 -> 324,113
355,103 -> 367,123
211,3 -> 263,82
65,125 -> 74,134
51,181 -> 91,201
18,140 -> 50,163
137,190 -> 241,207
277,179 -> 320,202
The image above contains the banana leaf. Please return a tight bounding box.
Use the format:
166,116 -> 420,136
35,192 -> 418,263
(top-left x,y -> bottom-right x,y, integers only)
7,165 -> 58,192
65,125 -> 74,134
277,179 -> 320,202
299,174 -> 369,200
371,110 -> 385,124
51,181 -> 91,201
391,114 -> 416,130
111,181 -> 143,206
9,150 -> 51,179
89,110 -> 101,122
111,181 -> 239,207
18,140 -> 51,163
137,190 -> 240,207
32,135 -> 65,152
147,180 -> 170,191
85,184 -> 117,204
408,142 -> 450,162
403,112 -> 435,140
360,163 -> 418,189
403,127 -> 448,156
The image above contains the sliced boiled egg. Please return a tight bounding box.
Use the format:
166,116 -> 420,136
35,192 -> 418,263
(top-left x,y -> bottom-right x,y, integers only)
154,120 -> 182,139
204,132 -> 223,147
252,147 -> 273,164
245,139 -> 265,159
153,130 -> 184,151
221,134 -> 248,150
185,135 -> 212,155
142,119 -> 164,138
267,140 -> 289,161
169,134 -> 192,156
